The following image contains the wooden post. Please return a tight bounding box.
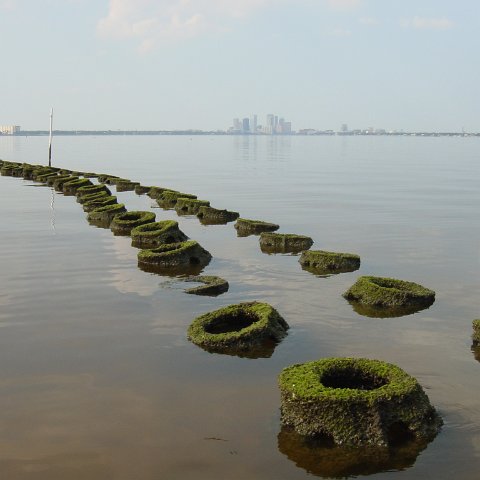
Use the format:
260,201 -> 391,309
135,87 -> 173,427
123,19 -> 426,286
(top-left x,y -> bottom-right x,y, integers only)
48,107 -> 53,167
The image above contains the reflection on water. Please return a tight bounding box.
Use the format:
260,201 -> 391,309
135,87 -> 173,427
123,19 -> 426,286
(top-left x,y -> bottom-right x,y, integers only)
278,426 -> 430,478
346,299 -> 436,318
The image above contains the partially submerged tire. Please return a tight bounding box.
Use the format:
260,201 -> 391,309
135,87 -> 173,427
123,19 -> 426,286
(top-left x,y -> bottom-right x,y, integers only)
182,275 -> 229,296
260,232 -> 313,254
137,240 -> 212,274
197,206 -> 239,225
87,203 -> 127,228
110,210 -> 156,236
279,357 -> 442,446
188,302 -> 289,357
131,220 -> 188,248
234,218 -> 280,237
343,276 -> 435,316
299,250 -> 360,275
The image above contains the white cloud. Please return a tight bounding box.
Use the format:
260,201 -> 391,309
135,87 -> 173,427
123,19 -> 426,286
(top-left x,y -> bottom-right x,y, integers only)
400,16 -> 454,30
97,0 -> 277,51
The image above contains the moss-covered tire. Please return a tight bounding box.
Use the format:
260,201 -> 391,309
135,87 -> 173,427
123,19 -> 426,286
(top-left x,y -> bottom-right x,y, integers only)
87,203 -> 127,228
110,210 -> 156,236
234,218 -> 280,237
76,184 -> 111,198
83,195 -> 118,212
472,319 -> 480,345
137,240 -> 211,274
63,178 -> 93,195
260,232 -> 313,254
182,275 -> 229,296
175,198 -> 210,215
279,357 -> 442,446
188,302 -> 289,357
115,179 -> 140,192
131,220 -> 188,248
343,276 -> 435,309
196,206 -> 240,225
299,250 -> 360,275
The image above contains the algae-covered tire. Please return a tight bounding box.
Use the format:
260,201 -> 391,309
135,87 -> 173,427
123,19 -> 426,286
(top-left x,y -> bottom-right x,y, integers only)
175,198 -> 210,215
182,275 -> 229,296
188,302 -> 289,356
196,206 -> 240,225
131,220 -> 188,248
63,178 -> 93,195
53,176 -> 79,191
110,210 -> 156,236
137,240 -> 211,274
134,185 -> 152,195
76,184 -> 111,198
157,190 -> 197,208
83,195 -> 118,212
234,218 -> 280,237
279,357 -> 442,446
473,319 -> 480,345
115,179 -> 140,192
260,232 -> 313,254
87,203 -> 127,228
299,250 -> 360,275
77,190 -> 109,205
343,276 -> 435,309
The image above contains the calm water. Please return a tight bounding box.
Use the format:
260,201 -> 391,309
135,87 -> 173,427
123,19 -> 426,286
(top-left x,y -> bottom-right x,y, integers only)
0,135 -> 479,479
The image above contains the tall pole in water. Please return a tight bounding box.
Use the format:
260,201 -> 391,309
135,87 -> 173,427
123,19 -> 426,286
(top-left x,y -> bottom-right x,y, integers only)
48,107 -> 53,167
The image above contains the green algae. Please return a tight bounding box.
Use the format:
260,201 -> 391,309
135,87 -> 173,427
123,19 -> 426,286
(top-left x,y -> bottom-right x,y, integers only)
77,190 -> 110,205
137,240 -> 211,274
175,198 -> 210,215
63,178 -> 93,195
83,195 -> 118,212
182,275 -> 229,296
131,220 -> 188,248
196,206 -> 240,225
115,179 -> 140,192
110,210 -> 156,236
187,302 -> 288,358
53,176 -> 79,191
343,276 -> 435,311
234,218 -> 280,237
87,203 -> 127,228
299,250 -> 360,275
472,319 -> 480,344
76,184 -> 111,198
157,190 -> 197,209
134,185 -> 152,195
279,357 -> 442,446
260,232 -> 313,254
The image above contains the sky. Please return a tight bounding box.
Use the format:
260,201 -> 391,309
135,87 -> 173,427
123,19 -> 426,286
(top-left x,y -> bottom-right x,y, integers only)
1,0 -> 479,131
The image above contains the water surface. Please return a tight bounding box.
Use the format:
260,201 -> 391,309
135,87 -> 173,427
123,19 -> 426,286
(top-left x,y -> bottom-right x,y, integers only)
0,135 -> 479,479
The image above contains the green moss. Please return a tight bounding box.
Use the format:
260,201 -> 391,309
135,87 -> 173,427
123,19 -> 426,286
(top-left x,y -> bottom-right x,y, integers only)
182,275 -> 229,296
157,190 -> 198,208
137,240 -> 212,273
115,179 -> 140,192
197,206 -> 240,225
76,184 -> 111,198
110,210 -> 156,235
472,319 -> 480,344
77,190 -> 109,204
63,178 -> 93,195
175,198 -> 210,215
147,186 -> 172,199
134,185 -> 152,195
131,220 -> 188,248
260,232 -> 313,254
34,171 -> 59,183
87,203 -> 127,228
46,174 -> 71,186
279,357 -> 442,446
343,276 -> 435,309
234,218 -> 280,236
188,302 -> 288,358
299,250 -> 360,275
83,195 -> 118,212
53,176 -> 79,191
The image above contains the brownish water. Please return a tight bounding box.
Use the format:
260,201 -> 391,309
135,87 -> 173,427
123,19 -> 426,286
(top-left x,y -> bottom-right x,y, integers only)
0,135 -> 479,479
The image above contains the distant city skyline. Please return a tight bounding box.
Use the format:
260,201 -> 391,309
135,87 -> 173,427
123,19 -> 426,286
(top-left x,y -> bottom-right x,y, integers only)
0,1 -> 478,132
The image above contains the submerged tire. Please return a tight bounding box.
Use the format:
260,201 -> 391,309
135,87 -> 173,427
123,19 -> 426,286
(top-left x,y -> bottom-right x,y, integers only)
279,357 -> 442,446
131,220 -> 188,248
110,210 -> 156,236
188,302 -> 289,357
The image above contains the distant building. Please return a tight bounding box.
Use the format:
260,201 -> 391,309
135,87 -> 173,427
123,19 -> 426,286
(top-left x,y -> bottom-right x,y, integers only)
242,118 -> 250,133
229,113 -> 292,134
0,125 -> 20,135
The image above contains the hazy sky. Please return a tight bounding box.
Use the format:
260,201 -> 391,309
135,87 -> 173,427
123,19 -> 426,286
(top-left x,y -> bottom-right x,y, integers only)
1,0 -> 478,131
